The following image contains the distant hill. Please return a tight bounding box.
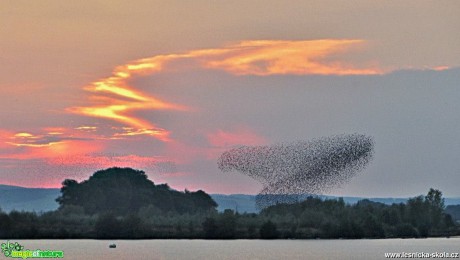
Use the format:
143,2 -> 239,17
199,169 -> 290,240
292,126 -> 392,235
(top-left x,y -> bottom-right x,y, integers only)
0,184 -> 60,212
211,194 -> 257,213
1,184 -> 460,217
445,205 -> 460,223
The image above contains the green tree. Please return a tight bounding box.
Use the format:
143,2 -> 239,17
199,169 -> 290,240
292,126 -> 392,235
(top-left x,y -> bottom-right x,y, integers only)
362,214 -> 385,238
395,223 -> 419,238
260,221 -> 279,239
95,213 -> 121,238
406,195 -> 430,235
217,209 -> 237,239
0,212 -> 11,238
425,188 -> 445,228
202,217 -> 218,238
120,214 -> 148,238
56,179 -> 79,206
56,167 -> 217,216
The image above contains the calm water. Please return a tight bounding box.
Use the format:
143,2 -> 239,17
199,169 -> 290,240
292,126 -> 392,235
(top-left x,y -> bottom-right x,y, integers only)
9,238 -> 459,260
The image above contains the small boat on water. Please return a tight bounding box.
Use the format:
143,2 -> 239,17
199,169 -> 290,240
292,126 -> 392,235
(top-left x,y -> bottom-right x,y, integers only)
109,244 -> 116,248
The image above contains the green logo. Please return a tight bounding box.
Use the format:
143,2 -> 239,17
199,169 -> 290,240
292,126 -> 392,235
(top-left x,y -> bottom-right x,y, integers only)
1,241 -> 63,259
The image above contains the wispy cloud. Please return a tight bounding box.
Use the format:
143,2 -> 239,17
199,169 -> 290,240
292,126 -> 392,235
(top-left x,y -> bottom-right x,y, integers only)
431,66 -> 450,71
200,40 -> 381,75
6,131 -> 90,148
75,126 -> 98,131
67,39 -> 379,142
68,61 -> 189,141
0,127 -> 176,178
0,126 -> 109,161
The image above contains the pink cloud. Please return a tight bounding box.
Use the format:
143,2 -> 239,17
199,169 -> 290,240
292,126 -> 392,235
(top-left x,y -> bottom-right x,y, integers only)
207,127 -> 267,148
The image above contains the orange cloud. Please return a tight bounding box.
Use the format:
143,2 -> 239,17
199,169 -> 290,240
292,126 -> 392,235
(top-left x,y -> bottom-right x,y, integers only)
1,140 -> 103,160
432,66 -> 450,71
7,132 -> 61,148
0,130 -> 17,149
75,126 -> 98,131
0,127 -> 177,178
200,40 -> 381,75
68,66 -> 187,141
0,128 -> 104,160
68,39 -> 380,142
111,127 -> 166,138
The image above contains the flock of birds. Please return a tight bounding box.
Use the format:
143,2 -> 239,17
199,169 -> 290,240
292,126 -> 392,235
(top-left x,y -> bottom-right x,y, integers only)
218,134 -> 374,209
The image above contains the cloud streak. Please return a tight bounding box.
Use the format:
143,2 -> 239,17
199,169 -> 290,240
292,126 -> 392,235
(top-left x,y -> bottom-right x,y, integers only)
6,132 -> 89,148
201,40 -> 381,75
67,39 -> 380,142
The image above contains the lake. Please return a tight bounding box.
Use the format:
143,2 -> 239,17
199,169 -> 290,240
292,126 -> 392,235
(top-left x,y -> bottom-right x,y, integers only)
7,238 -> 459,260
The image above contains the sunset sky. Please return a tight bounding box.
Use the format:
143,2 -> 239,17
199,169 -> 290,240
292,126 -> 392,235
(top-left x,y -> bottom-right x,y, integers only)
1,1 -> 459,197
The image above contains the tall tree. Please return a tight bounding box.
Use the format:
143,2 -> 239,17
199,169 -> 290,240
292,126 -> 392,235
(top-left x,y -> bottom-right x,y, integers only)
56,167 -> 217,216
425,188 -> 445,228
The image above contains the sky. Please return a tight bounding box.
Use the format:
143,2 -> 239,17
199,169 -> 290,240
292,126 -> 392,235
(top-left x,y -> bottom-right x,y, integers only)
1,1 -> 460,197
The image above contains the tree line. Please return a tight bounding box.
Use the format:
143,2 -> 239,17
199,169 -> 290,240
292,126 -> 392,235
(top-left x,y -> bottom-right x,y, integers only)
0,167 -> 458,239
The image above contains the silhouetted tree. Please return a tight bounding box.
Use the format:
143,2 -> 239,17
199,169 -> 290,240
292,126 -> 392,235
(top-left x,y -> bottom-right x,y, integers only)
0,211 -> 11,238
202,217 -> 218,238
217,209 -> 237,239
120,214 -> 148,238
56,167 -> 217,216
95,213 -> 121,238
260,221 -> 279,239
425,188 -> 445,228
395,223 -> 419,238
